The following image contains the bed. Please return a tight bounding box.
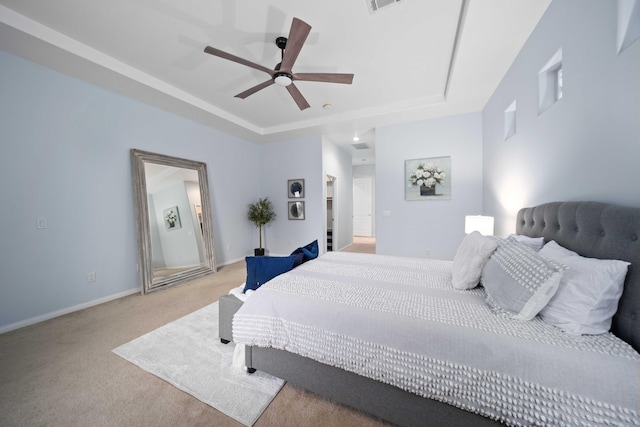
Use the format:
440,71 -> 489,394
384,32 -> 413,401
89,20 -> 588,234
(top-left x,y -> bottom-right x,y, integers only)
227,201 -> 639,426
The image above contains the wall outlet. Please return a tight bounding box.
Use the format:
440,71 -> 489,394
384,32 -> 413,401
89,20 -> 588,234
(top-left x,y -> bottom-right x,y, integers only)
227,244 -> 232,251
88,272 -> 96,283
36,217 -> 48,229
425,248 -> 431,257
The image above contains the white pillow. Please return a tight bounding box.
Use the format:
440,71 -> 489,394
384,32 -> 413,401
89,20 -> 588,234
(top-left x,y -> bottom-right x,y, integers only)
451,231 -> 498,290
538,241 -> 630,335
508,234 -> 545,252
481,237 -> 563,320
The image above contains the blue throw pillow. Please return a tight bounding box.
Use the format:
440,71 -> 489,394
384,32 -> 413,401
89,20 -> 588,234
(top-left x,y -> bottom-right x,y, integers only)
244,255 -> 297,293
290,240 -> 319,267
292,252 -> 305,268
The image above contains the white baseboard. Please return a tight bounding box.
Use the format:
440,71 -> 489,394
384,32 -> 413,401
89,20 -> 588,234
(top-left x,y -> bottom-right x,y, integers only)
1,259 -> 248,335
0,288 -> 139,335
218,256 -> 247,266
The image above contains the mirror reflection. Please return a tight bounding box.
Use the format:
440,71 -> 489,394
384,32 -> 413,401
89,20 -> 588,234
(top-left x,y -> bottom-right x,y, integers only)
145,163 -> 206,279
131,149 -> 216,294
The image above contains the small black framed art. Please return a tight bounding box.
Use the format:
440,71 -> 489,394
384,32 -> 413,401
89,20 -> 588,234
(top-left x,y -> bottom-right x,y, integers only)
288,179 -> 304,198
288,201 -> 305,220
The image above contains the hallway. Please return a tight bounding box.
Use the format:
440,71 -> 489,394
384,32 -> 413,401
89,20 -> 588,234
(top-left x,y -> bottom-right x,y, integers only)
341,236 -> 376,254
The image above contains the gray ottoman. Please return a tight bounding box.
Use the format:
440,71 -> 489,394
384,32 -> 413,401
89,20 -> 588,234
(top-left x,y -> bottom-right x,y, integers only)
218,293 -> 244,344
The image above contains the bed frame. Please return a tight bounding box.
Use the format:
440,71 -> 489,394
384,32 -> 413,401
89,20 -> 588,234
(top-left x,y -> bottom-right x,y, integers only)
236,201 -> 639,426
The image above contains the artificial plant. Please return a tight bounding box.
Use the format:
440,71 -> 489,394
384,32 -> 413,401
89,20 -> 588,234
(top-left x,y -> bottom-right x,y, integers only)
247,197 -> 276,254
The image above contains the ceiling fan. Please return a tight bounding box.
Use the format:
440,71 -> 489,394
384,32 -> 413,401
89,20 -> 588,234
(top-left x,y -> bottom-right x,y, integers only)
203,18 -> 354,111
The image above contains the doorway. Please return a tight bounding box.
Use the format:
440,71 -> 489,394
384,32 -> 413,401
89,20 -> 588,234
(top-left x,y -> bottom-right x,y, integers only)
326,175 -> 336,251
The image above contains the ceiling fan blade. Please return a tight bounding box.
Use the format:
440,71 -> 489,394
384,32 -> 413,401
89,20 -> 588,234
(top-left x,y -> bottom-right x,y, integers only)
286,83 -> 310,110
204,46 -> 273,75
235,80 -> 275,99
294,73 -> 354,84
279,18 -> 311,72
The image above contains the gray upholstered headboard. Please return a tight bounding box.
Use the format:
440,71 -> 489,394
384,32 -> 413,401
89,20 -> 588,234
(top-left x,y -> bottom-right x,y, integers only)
516,201 -> 639,352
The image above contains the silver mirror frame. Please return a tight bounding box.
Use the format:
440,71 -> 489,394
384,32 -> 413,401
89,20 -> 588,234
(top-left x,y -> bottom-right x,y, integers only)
131,149 -> 216,294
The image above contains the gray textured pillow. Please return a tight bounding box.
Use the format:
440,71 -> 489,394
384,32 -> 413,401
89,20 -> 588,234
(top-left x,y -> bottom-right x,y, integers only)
481,237 -> 563,320
508,234 -> 545,252
451,231 -> 498,290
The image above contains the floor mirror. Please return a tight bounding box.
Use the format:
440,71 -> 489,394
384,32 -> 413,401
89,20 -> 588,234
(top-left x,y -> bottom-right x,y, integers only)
131,149 -> 216,294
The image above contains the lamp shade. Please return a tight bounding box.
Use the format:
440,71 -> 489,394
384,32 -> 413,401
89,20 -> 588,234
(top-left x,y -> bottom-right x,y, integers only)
465,215 -> 494,236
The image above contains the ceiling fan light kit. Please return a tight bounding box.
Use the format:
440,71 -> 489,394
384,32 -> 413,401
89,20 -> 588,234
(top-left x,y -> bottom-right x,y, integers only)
274,72 -> 293,87
204,18 -> 354,110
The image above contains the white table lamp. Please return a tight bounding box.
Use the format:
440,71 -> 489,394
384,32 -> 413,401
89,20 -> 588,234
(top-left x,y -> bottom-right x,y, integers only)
465,215 -> 494,236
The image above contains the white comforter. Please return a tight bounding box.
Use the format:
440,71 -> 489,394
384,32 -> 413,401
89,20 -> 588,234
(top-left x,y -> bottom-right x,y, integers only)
233,252 -> 639,426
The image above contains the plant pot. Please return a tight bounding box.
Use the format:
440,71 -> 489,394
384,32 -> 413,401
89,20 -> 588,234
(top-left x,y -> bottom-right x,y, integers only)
420,185 -> 436,196
254,248 -> 265,256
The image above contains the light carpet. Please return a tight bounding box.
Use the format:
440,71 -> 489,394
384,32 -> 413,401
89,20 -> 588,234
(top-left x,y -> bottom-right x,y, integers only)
112,301 -> 284,426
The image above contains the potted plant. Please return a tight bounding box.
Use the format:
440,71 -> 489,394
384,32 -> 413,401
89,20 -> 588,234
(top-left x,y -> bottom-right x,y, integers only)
247,197 -> 276,256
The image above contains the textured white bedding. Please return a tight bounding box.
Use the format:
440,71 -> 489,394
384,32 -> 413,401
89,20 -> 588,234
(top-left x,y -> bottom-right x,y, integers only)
233,252 -> 639,426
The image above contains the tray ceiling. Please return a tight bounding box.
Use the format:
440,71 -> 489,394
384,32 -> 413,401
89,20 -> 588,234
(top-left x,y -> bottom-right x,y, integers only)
0,0 -> 551,163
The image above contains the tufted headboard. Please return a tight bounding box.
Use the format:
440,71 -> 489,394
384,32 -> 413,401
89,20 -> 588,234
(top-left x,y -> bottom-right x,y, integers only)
516,201 -> 639,352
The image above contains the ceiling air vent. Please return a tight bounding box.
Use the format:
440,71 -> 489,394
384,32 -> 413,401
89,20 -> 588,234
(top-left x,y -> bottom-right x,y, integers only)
351,142 -> 370,150
367,0 -> 403,14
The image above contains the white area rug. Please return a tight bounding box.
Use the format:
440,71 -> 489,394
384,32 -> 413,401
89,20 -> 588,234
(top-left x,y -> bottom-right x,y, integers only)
112,302 -> 284,426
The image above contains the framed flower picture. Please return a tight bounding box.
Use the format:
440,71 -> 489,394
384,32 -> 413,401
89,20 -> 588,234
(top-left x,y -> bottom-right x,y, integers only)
405,156 -> 451,200
288,179 -> 304,198
163,206 -> 182,230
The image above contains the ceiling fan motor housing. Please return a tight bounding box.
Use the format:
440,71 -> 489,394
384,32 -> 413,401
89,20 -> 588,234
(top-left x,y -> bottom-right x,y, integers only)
274,36 -> 292,86
275,36 -> 288,50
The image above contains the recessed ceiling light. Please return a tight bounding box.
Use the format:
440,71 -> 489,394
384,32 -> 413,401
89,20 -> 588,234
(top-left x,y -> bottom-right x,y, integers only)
353,136 -> 360,142
322,103 -> 333,109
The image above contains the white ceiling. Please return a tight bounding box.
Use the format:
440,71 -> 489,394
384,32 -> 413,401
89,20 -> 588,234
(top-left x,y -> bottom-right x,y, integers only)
0,0 -> 550,164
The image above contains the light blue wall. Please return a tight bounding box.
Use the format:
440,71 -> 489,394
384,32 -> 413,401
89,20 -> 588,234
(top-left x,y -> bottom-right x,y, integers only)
242,136 -> 351,257
482,0 -> 640,236
257,137 -> 325,256
0,50 -> 261,330
375,113 -> 484,260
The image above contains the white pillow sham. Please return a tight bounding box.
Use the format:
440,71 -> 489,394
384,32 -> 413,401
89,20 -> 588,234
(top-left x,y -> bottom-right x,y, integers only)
451,231 -> 498,290
538,240 -> 630,335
